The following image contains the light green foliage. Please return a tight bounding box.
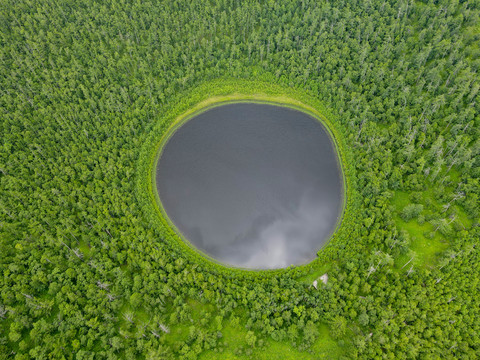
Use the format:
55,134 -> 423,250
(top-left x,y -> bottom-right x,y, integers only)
330,316 -> 347,340
129,292 -> 142,309
1,0 -> 479,358
245,331 -> 257,347
401,204 -> 424,221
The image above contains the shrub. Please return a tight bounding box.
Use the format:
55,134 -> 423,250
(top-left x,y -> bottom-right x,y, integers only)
401,204 -> 424,221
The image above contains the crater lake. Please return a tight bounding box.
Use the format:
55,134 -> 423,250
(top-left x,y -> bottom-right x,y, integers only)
156,103 -> 344,269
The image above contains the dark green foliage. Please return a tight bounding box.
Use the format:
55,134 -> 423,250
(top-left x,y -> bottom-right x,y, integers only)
0,0 -> 479,359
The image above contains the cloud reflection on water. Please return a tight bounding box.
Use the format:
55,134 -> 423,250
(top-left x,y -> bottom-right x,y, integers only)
220,189 -> 336,269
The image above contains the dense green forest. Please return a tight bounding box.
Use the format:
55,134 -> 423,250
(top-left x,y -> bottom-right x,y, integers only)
1,0 -> 479,358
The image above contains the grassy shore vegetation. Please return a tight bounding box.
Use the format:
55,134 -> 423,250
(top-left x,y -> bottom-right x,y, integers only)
137,83 -> 353,278
1,0 -> 479,359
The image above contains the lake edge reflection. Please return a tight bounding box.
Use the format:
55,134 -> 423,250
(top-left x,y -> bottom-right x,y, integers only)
155,101 -> 345,269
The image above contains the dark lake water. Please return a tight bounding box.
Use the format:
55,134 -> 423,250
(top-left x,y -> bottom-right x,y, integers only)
156,103 -> 343,269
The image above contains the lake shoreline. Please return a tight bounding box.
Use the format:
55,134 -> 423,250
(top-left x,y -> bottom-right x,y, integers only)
155,102 -> 344,268
136,79 -> 356,278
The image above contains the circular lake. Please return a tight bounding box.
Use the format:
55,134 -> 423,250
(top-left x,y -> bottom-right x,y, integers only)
156,103 -> 343,269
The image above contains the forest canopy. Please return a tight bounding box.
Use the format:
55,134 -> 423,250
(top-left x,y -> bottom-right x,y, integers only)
0,0 -> 479,359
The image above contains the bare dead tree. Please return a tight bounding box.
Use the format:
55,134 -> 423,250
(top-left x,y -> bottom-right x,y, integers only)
123,312 -> 134,324
97,281 -> 110,291
406,265 -> 414,276
159,323 -> 170,334
72,248 -> 83,259
389,235 -> 397,249
401,257 -> 414,269
0,305 -> 8,319
367,266 -> 376,279
138,321 -> 149,338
